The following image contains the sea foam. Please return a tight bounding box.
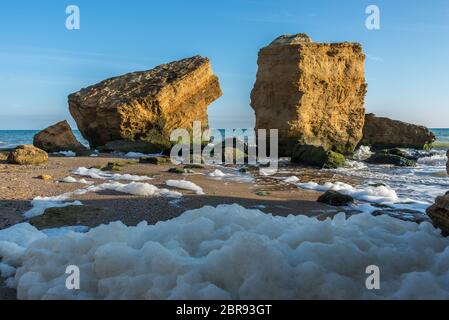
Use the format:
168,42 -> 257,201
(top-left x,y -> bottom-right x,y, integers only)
1,204 -> 449,299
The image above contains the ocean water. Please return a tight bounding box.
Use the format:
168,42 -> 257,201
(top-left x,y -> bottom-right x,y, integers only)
0,130 -> 89,149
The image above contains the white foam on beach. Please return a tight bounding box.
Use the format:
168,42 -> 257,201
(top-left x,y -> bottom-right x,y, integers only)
124,152 -> 164,159
208,169 -> 229,177
62,176 -> 94,184
23,194 -> 83,219
88,182 -> 182,198
24,180 -> 182,219
283,176 -> 300,184
297,181 -> 400,204
166,180 -> 205,195
1,204 -> 449,300
73,167 -> 151,181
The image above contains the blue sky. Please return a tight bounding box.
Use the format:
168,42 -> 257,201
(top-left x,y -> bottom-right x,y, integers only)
0,0 -> 448,130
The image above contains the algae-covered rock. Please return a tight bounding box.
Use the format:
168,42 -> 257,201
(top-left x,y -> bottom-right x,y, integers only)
139,156 -> 171,165
291,145 -> 346,168
168,167 -> 185,174
101,160 -> 136,172
318,190 -> 354,206
366,151 -> 416,167
29,205 -> 103,229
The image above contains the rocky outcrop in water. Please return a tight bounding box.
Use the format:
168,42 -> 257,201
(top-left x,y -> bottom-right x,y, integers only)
318,190 -> 354,206
427,152 -> 449,235
69,56 -> 222,149
7,145 -> 48,165
427,192 -> 449,236
365,149 -> 417,167
33,120 -> 86,153
291,145 -> 346,168
250,33 -> 367,160
360,113 -> 435,150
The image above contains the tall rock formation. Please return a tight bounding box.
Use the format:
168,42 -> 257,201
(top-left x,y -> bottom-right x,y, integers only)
250,33 -> 367,157
69,56 -> 222,149
360,113 -> 436,150
33,120 -> 86,153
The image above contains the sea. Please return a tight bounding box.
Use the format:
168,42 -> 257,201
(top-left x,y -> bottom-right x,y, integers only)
1,129 -> 448,217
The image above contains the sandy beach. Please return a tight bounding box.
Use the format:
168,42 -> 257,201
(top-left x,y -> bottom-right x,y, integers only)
0,151 -> 361,230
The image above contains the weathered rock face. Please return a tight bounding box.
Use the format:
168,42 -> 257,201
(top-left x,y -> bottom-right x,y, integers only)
33,120 -> 87,153
427,152 -> 449,235
360,113 -> 435,150
250,33 -> 367,157
427,192 -> 449,236
7,145 -> 48,165
69,56 -> 222,149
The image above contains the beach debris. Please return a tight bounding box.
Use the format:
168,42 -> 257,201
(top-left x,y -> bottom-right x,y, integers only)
7,145 -> 48,165
36,174 -> 52,181
33,120 -> 87,154
254,191 -> 271,197
360,113 -> 435,150
251,33 -> 366,159
318,190 -> 354,207
69,56 -> 222,149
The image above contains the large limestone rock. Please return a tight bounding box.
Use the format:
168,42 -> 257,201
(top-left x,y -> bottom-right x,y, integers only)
69,56 -> 222,149
33,120 -> 87,153
7,145 -> 48,165
360,113 -> 435,150
250,33 -> 367,157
